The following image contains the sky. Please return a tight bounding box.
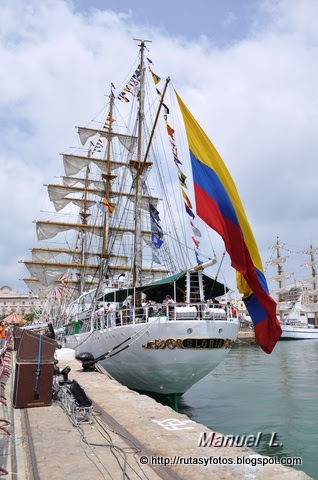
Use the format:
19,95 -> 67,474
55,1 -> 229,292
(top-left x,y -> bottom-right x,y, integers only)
1,0 -> 318,294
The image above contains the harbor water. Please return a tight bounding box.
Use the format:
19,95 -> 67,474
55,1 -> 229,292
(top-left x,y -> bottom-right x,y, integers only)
179,341 -> 318,480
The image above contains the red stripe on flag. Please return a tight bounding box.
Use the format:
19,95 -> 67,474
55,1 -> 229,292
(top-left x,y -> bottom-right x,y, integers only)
194,182 -> 281,352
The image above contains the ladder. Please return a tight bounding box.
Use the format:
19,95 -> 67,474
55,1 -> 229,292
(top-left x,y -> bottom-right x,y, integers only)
186,270 -> 204,303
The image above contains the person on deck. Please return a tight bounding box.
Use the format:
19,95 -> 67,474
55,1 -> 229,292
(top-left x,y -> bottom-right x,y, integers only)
128,301 -> 134,323
163,295 -> 175,319
106,303 -> 116,328
95,305 -> 105,330
141,297 -> 148,321
163,294 -> 175,305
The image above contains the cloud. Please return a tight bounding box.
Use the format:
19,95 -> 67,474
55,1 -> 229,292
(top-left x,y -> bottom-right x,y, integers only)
0,155 -> 45,285
1,0 -> 318,294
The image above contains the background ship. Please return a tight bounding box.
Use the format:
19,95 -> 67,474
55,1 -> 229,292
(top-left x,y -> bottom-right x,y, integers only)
268,237 -> 318,339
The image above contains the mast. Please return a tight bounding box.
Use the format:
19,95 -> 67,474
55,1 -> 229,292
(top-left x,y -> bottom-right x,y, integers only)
97,84 -> 118,294
310,245 -> 318,327
131,40 -> 170,287
132,39 -> 151,286
309,245 -> 317,294
268,236 -> 291,322
102,85 -> 116,256
276,237 -> 283,312
79,163 -> 91,295
306,244 -> 318,326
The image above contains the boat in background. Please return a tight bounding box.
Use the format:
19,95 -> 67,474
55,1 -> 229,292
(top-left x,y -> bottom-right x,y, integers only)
279,293 -> 318,339
268,238 -> 318,340
280,328 -> 318,340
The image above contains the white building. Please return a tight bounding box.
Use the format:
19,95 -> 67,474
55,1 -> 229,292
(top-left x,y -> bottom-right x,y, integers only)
0,285 -> 44,317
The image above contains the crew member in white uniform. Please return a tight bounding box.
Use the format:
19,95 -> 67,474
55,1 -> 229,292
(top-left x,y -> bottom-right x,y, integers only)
106,303 -> 116,328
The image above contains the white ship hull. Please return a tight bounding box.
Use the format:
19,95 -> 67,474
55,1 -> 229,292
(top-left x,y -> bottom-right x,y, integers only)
280,324 -> 318,340
64,317 -> 239,395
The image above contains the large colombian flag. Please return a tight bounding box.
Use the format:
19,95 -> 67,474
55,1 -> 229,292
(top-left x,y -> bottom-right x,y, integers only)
176,92 -> 282,353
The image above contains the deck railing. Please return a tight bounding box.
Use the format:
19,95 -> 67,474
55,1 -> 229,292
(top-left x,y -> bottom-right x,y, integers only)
66,302 -> 238,335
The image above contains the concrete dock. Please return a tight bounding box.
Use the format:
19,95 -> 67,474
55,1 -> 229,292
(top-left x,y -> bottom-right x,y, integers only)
236,328 -> 257,345
1,348 -> 312,479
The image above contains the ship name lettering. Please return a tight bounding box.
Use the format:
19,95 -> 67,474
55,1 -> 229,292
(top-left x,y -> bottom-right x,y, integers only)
142,337 -> 234,350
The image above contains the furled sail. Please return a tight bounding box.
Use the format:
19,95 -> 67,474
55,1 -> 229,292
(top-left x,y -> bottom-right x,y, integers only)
47,183 -> 159,212
35,220 -> 153,243
267,256 -> 288,266
36,221 -> 104,241
271,288 -> 289,295
62,154 -> 126,176
24,261 -> 99,286
23,277 -> 98,295
269,273 -> 292,282
62,176 -> 106,190
270,242 -> 285,250
52,198 -> 96,212
304,260 -> 317,268
77,127 -> 137,153
48,184 -> 104,201
31,248 -> 101,262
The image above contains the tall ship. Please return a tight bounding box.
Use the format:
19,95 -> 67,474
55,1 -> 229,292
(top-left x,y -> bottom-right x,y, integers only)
268,238 -> 318,339
21,40 -> 280,407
